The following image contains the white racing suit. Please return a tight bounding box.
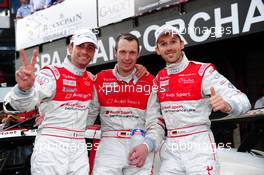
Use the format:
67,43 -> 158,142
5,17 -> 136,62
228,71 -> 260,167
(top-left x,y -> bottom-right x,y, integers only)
147,54 -> 251,175
4,56 -> 96,175
90,65 -> 164,175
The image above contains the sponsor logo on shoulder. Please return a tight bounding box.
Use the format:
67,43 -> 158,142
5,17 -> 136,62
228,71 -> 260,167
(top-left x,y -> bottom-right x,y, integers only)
198,63 -> 210,76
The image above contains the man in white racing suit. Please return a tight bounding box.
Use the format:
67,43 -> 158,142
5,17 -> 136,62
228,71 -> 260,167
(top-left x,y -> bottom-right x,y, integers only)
4,28 -> 98,175
91,33 -> 164,175
147,24 -> 251,175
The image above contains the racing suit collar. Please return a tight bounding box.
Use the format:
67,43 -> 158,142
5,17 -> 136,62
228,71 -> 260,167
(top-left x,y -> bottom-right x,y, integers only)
166,52 -> 189,75
112,64 -> 138,84
63,56 -> 86,76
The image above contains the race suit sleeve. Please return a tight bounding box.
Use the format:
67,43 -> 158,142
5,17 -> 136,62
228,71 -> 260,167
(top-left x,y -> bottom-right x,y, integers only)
4,69 -> 56,112
144,80 -> 165,153
86,85 -> 100,127
254,98 -> 264,109
202,65 -> 251,116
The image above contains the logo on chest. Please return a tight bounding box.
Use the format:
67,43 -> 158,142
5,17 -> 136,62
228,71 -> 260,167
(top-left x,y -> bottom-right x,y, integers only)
178,77 -> 195,84
160,80 -> 169,86
63,79 -> 76,86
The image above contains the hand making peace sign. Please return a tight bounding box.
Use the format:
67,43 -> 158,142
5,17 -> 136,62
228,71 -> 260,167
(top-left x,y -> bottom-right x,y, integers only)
15,49 -> 38,91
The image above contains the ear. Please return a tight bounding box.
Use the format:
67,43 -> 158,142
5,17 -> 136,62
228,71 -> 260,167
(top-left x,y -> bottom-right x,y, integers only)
180,41 -> 185,50
68,43 -> 73,55
155,47 -> 161,55
114,49 -> 118,60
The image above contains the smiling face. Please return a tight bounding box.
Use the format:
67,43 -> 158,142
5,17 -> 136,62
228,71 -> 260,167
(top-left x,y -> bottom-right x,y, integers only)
68,42 -> 96,69
115,38 -> 139,77
155,33 -> 184,65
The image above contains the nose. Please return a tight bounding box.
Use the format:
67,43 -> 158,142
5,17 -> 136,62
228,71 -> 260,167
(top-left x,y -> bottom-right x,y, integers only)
123,52 -> 131,61
81,48 -> 88,54
165,43 -> 174,52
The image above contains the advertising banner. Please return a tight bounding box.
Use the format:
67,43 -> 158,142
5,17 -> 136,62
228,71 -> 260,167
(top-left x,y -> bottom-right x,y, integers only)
98,0 -> 134,27
135,0 -> 188,15
94,0 -> 264,66
19,0 -> 264,68
15,0 -> 97,50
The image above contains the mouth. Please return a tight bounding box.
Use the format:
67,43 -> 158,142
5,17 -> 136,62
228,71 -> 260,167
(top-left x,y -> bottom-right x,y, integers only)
166,52 -> 176,57
122,62 -> 132,66
80,56 -> 90,60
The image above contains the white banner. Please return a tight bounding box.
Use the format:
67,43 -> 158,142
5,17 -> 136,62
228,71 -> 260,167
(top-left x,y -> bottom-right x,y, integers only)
98,0 -> 134,27
15,0 -> 97,50
0,16 -> 10,29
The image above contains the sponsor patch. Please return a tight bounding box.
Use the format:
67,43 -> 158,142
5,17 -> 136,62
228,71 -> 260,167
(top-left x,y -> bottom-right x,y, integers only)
47,65 -> 60,79
103,82 -> 117,87
160,80 -> 169,86
84,81 -> 90,86
228,83 -> 235,89
62,87 -> 76,92
178,78 -> 194,84
62,74 -> 75,79
159,76 -> 170,80
65,94 -> 72,99
63,79 -> 76,86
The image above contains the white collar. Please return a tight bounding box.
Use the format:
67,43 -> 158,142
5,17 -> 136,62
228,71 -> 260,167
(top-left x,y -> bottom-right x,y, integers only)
112,64 -> 138,84
63,56 -> 86,76
166,53 -> 189,75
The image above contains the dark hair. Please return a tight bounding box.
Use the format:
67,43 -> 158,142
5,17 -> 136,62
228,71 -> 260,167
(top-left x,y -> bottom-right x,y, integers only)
115,33 -> 140,52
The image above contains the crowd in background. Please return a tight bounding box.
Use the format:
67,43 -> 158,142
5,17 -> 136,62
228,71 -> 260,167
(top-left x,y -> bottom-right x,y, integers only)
16,0 -> 64,19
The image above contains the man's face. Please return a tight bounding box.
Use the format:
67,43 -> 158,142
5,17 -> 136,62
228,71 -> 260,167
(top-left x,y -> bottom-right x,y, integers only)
20,0 -> 28,4
116,39 -> 139,75
68,42 -> 96,69
155,33 -> 184,64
